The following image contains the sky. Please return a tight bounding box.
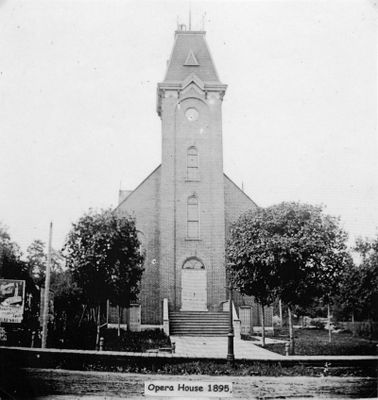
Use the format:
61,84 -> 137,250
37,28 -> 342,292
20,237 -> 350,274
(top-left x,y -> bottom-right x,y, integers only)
0,0 -> 377,254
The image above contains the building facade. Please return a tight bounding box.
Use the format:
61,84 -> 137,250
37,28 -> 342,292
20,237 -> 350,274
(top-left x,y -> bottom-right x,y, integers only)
116,27 -> 271,332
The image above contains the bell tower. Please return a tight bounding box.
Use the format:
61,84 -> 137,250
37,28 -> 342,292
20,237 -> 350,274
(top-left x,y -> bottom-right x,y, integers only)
157,28 -> 228,311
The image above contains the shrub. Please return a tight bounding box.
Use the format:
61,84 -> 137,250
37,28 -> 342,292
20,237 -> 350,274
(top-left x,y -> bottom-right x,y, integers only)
272,315 -> 282,327
103,329 -> 170,352
310,319 -> 325,330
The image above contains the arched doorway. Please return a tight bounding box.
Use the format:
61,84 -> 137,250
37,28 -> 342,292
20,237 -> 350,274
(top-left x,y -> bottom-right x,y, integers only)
181,258 -> 207,311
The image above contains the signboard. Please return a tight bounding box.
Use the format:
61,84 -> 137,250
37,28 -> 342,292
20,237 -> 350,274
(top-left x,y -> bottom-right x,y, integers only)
0,279 -> 26,323
145,381 -> 233,397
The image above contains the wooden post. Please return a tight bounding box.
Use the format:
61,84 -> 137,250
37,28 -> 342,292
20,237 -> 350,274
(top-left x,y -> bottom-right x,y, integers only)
285,342 -> 289,356
279,299 -> 283,328
95,305 -> 101,350
261,305 -> 266,347
328,303 -> 332,343
41,222 -> 52,348
0,244 -> 3,335
288,307 -> 294,355
117,305 -> 121,337
351,311 -> 356,337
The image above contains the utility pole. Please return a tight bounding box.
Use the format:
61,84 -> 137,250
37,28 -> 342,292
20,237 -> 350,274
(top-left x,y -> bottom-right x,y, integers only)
41,222 -> 52,348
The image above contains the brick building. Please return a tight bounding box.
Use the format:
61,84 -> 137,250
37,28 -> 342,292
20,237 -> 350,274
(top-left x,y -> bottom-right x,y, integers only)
115,27 -> 272,335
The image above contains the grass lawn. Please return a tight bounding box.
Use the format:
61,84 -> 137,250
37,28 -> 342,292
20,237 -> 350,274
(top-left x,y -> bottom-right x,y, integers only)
101,329 -> 171,352
262,328 -> 378,355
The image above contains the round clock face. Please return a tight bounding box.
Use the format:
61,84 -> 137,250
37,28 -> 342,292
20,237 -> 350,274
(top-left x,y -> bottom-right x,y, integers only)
185,107 -> 199,122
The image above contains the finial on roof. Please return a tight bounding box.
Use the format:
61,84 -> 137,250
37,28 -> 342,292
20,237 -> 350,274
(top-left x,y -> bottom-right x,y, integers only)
189,3 -> 192,30
202,12 -> 206,31
177,16 -> 187,32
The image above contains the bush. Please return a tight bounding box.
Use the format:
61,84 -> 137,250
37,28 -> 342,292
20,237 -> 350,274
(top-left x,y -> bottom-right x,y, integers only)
268,329 -> 378,355
310,319 -> 325,330
50,320 -> 97,349
103,329 -> 170,352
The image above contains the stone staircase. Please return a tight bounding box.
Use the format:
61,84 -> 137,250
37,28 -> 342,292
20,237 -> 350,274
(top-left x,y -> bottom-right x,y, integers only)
169,311 -> 230,336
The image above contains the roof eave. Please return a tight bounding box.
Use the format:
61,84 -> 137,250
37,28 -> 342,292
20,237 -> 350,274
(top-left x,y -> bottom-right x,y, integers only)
156,81 -> 227,116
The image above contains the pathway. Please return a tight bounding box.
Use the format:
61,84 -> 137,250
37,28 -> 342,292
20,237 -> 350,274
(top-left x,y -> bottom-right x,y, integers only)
170,336 -> 284,359
12,369 -> 377,399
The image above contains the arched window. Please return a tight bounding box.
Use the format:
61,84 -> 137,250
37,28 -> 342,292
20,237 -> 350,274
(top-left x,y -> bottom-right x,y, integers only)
187,146 -> 199,181
182,257 -> 205,269
187,195 -> 199,239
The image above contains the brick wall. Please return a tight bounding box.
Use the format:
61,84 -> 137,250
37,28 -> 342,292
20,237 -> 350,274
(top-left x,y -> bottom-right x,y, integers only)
224,174 -> 258,236
116,166 -> 161,324
159,88 -> 227,312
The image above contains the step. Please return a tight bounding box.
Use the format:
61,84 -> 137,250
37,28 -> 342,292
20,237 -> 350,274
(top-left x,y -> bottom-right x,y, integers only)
171,318 -> 229,322
170,313 -> 229,319
170,312 -> 229,316
171,326 -> 228,330
171,321 -> 228,327
169,311 -> 230,336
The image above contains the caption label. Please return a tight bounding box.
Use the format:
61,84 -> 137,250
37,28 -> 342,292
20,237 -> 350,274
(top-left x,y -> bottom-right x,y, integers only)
145,381 -> 233,397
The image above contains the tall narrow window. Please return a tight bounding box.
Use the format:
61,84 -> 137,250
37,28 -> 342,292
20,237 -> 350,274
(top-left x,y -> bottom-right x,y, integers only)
187,195 -> 199,239
187,147 -> 199,181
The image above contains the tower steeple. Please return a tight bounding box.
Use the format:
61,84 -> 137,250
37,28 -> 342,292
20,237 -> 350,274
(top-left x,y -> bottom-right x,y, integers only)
157,30 -> 226,116
157,28 -> 228,311
164,30 -> 221,83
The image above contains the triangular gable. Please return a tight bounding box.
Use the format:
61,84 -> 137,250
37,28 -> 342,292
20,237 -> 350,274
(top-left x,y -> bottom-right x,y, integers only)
224,173 -> 258,208
184,49 -> 200,66
181,73 -> 205,91
115,165 -> 161,211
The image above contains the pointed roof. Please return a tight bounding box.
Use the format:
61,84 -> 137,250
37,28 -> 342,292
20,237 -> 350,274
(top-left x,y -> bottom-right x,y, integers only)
163,30 -> 221,83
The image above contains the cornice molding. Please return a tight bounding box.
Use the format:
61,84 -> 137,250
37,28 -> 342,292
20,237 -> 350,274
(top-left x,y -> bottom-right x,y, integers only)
156,79 -> 227,116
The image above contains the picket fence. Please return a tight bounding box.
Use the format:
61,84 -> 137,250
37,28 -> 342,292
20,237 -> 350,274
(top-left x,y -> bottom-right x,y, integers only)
338,321 -> 378,337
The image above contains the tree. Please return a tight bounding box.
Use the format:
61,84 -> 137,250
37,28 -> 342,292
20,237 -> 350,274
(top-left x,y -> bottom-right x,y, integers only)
26,239 -> 64,284
0,224 -> 40,344
356,245 -> 378,323
0,223 -> 30,281
49,269 -> 83,347
335,236 -> 378,336
63,209 -> 144,347
26,239 -> 46,282
226,208 -> 279,346
226,202 -> 350,354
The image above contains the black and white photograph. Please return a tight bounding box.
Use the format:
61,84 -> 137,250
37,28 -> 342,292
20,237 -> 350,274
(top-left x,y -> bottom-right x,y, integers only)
0,0 -> 377,398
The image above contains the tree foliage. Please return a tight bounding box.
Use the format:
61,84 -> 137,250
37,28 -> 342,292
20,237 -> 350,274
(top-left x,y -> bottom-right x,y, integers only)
26,239 -> 64,284
0,224 -> 40,342
26,239 -> 46,282
63,209 -> 144,308
226,202 -> 350,309
0,223 -> 30,282
336,236 -> 378,321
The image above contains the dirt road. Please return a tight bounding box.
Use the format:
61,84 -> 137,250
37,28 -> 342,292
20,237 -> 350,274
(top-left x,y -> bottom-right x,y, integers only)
1,368 -> 376,399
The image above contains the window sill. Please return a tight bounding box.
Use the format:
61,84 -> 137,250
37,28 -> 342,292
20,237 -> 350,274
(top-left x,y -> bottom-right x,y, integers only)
185,237 -> 202,241
185,178 -> 200,182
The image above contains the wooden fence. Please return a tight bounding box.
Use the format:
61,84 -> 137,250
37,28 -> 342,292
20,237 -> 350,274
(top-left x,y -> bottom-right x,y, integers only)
338,321 -> 378,337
